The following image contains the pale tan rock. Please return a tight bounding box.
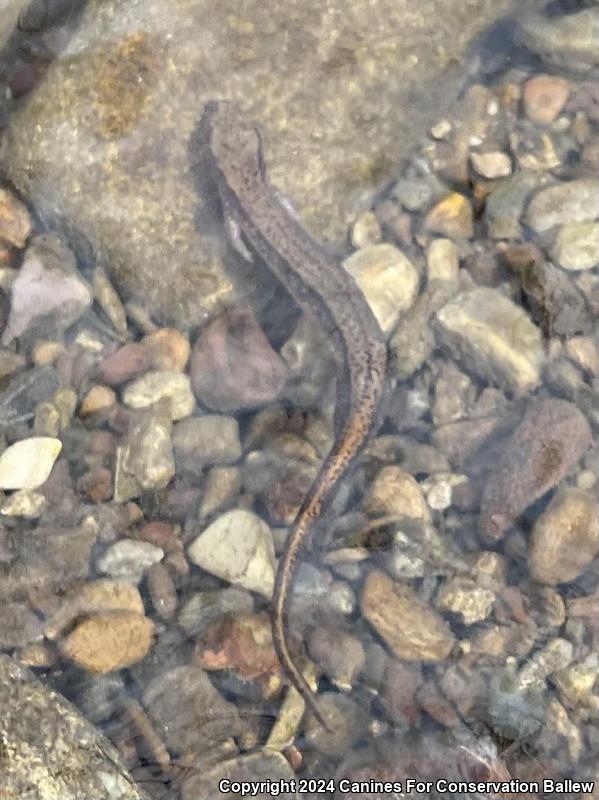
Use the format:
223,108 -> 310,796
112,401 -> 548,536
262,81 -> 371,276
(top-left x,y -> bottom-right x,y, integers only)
363,465 -> 429,522
122,369 -> 195,420
1,489 -> 47,518
436,287 -> 543,395
565,335 -> 599,376
0,437 -> 62,490
0,186 -> 32,248
79,385 -> 117,416
60,611 -> 154,672
361,569 -> 455,661
436,577 -> 495,625
343,243 -> 418,335
529,488 -> 599,585
527,178 -> 599,233
552,221 -> 599,272
32,340 -> 64,366
187,509 -> 275,598
426,238 -> 459,283
470,150 -> 512,178
121,403 -> 175,491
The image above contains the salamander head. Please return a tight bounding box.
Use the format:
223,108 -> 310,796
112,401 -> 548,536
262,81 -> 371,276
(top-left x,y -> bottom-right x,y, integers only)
200,100 -> 266,188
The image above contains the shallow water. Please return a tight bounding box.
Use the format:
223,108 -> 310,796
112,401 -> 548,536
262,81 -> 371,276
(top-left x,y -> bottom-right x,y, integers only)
0,1 -> 599,799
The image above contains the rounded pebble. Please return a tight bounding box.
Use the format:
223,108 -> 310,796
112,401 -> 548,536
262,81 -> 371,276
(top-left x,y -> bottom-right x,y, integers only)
424,192 -> 473,239
79,385 -> 116,416
0,437 -> 62,490
523,74 -> 570,125
361,569 -> 455,661
141,327 -> 190,371
96,539 -> 164,584
527,178 -> 599,233
552,221 -> 599,272
529,488 -> 599,585
122,369 -> 195,420
1,489 -> 47,518
470,150 -> 512,178
343,244 -> 419,334
60,611 -> 154,673
187,509 -> 275,598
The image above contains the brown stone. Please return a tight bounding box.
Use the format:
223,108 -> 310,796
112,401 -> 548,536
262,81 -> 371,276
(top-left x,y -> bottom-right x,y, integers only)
60,611 -> 154,672
361,570 -> 455,662
523,74 -> 570,125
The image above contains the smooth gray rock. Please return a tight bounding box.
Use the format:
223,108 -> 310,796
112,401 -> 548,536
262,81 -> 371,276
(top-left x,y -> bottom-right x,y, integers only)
2,0 -> 535,327
518,5 -> 599,73
0,655 -> 148,799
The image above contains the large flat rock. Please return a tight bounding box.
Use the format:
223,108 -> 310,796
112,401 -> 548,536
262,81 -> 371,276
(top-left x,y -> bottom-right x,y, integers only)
0,655 -> 148,799
2,0 -> 534,326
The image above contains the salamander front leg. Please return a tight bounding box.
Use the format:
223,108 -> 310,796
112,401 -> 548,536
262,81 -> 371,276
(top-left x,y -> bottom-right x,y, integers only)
226,217 -> 254,262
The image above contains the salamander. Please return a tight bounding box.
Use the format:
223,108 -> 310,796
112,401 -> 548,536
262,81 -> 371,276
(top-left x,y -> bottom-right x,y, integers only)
197,100 -> 387,727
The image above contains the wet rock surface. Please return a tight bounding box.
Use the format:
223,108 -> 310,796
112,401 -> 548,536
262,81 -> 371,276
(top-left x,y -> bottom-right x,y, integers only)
479,398 -> 592,541
0,654 -> 148,799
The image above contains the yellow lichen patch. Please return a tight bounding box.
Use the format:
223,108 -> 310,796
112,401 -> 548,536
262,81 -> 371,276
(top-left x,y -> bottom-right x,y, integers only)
91,32 -> 161,140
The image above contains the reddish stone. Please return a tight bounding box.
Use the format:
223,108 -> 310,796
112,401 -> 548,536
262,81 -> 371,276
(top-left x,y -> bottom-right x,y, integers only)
191,308 -> 288,412
97,342 -> 150,385
523,74 -> 570,125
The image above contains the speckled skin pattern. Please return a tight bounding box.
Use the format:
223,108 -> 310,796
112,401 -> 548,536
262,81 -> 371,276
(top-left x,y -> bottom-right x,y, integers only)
198,101 -> 387,726
479,398 -> 591,541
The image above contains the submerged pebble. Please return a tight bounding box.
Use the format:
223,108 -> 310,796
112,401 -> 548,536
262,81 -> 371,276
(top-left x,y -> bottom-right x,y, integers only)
0,436 -> 61,490
436,287 -> 544,395
190,309 -> 288,412
122,369 -> 195,420
528,488 -> 599,585
2,234 -> 91,345
343,243 -> 419,334
552,221 -> 599,272
526,178 -> 599,233
480,399 -> 592,540
60,611 -> 154,673
187,509 -> 275,598
0,188 -> 32,248
424,192 -> 474,239
95,539 -> 164,584
523,74 -> 570,125
361,570 -> 455,662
